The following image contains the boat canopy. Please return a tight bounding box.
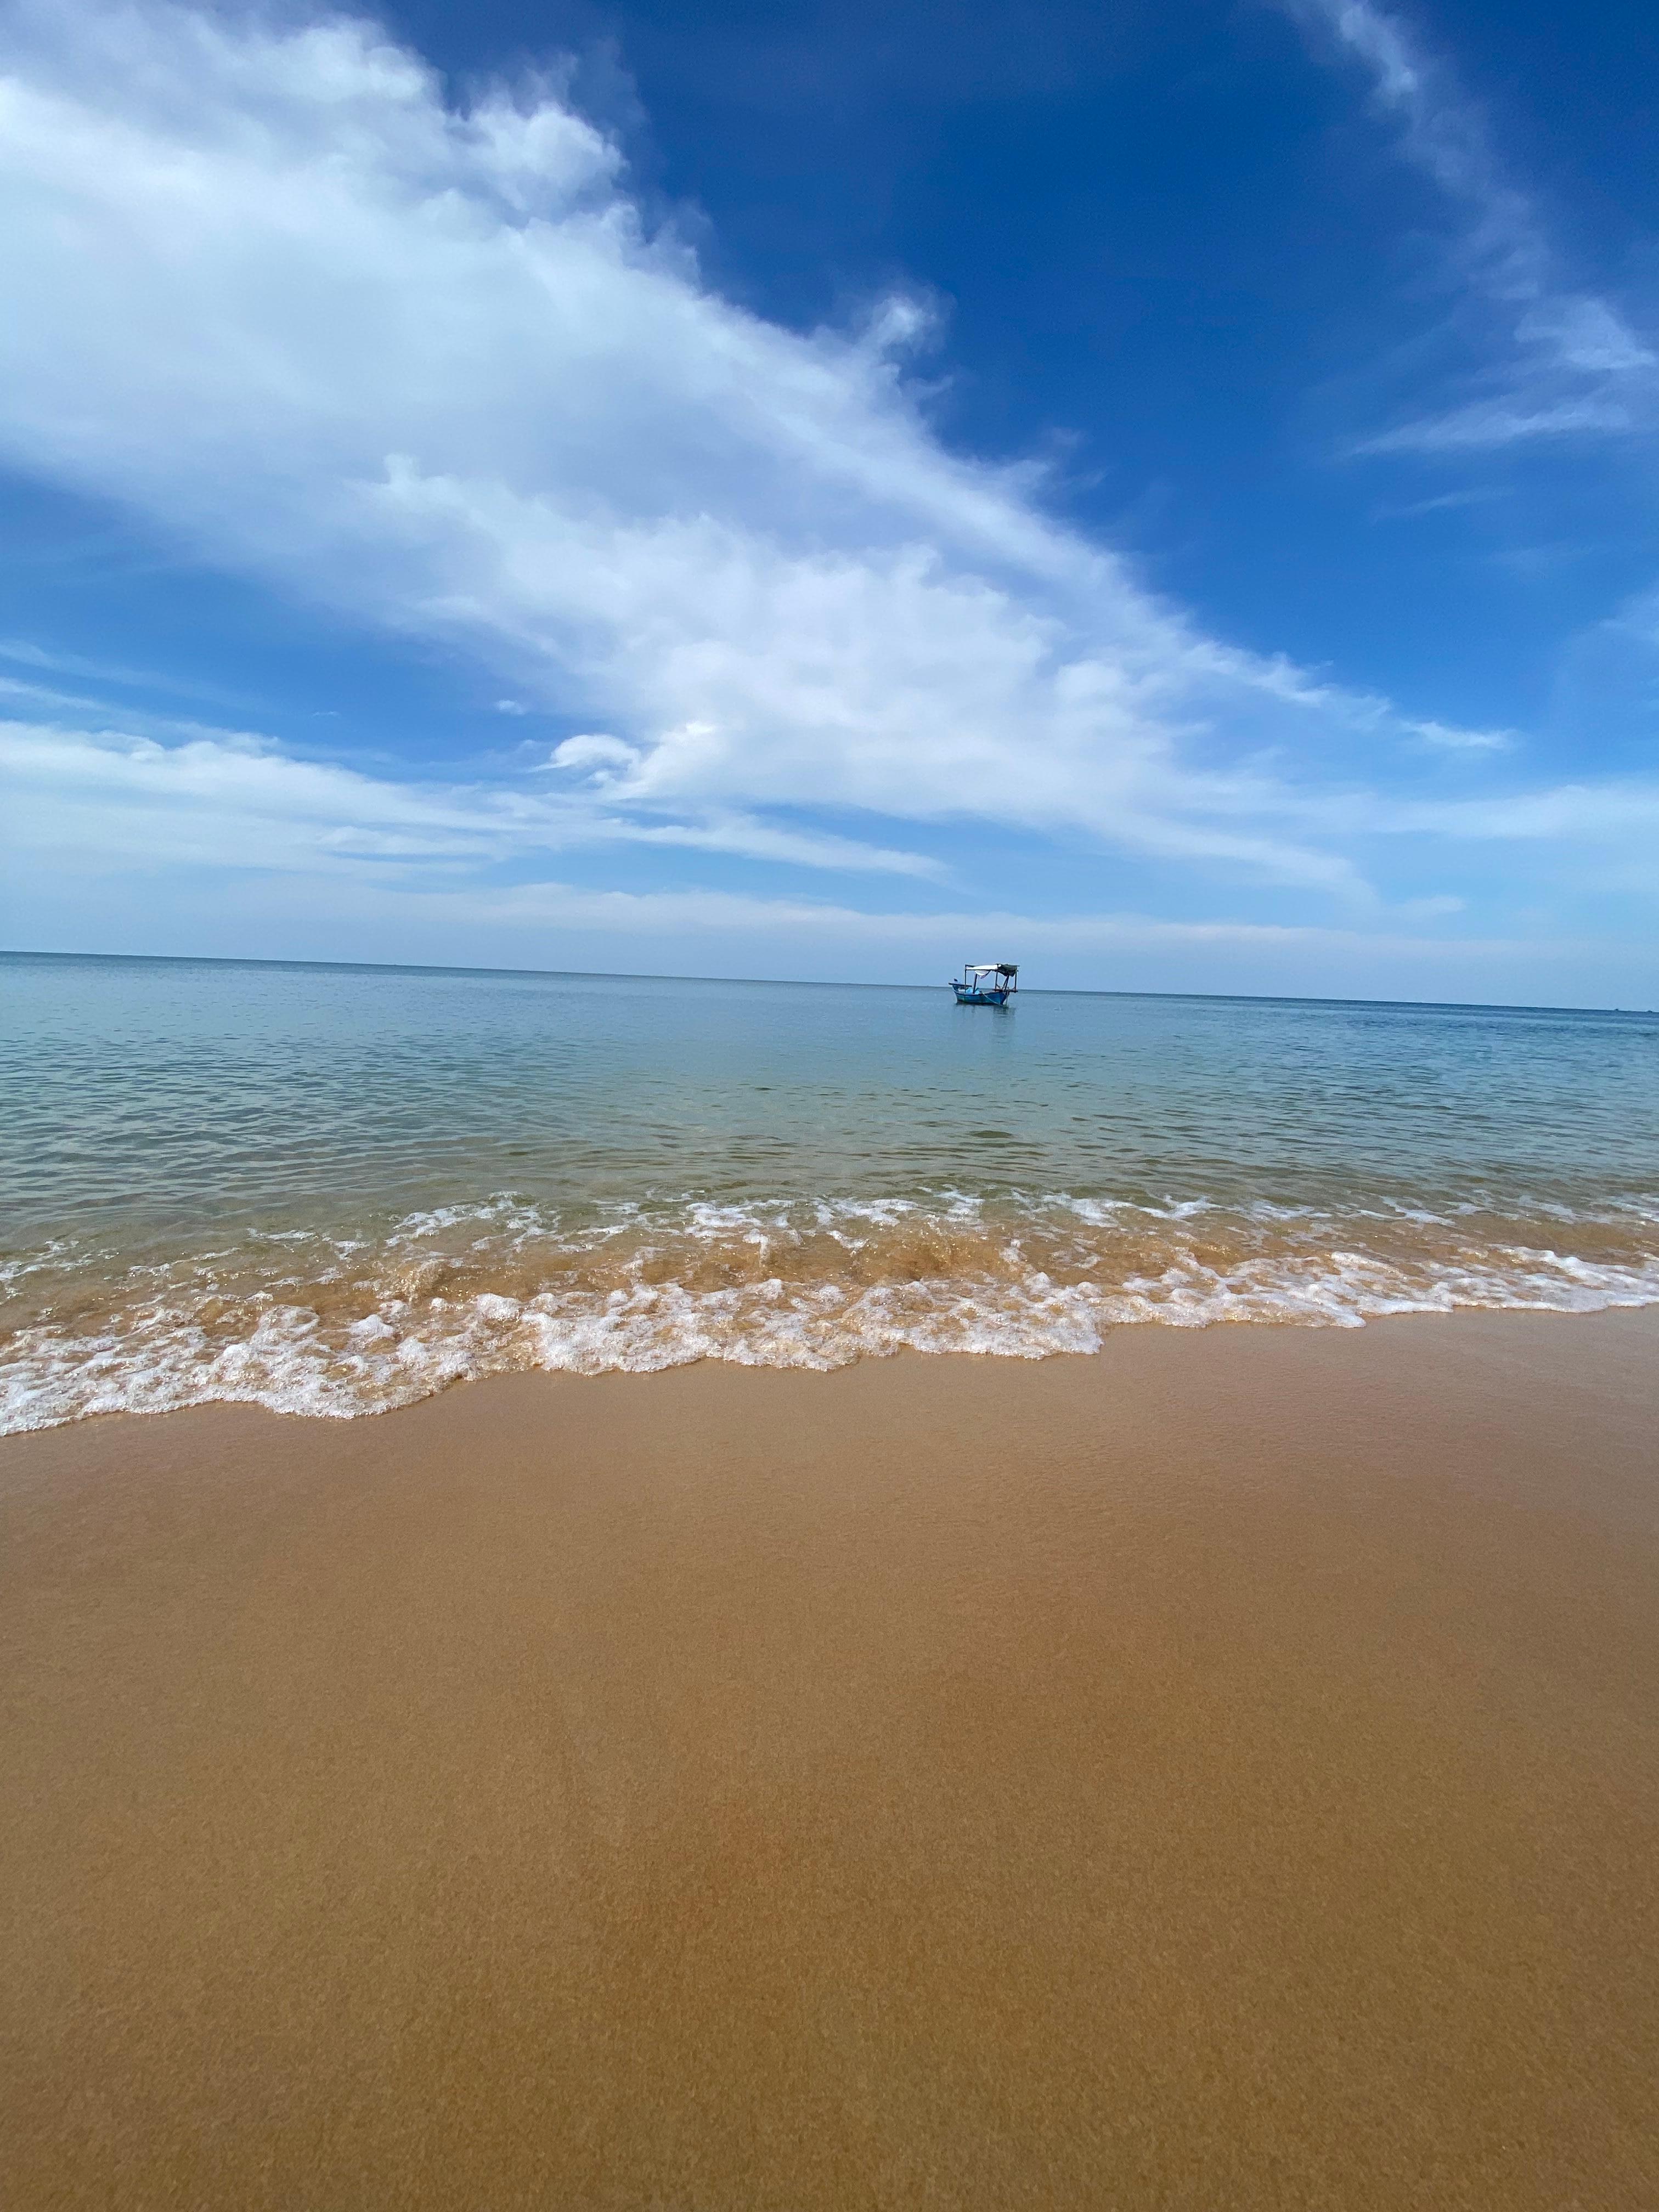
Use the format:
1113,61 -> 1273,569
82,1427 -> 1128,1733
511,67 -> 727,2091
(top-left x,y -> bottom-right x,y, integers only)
968,962 -> 1018,977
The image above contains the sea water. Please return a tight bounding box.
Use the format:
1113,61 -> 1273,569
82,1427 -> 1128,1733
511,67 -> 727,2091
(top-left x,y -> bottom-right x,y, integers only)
4,952 -> 1657,1430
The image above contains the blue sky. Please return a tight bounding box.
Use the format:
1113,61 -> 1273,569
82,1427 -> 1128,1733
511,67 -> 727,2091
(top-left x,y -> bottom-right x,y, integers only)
2,0 -> 1657,1001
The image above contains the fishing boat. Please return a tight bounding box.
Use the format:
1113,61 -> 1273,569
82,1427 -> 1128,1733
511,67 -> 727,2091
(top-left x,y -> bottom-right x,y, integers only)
950,961 -> 1018,1006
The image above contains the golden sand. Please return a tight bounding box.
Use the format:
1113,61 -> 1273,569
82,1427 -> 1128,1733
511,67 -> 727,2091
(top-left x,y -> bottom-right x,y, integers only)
4,1311 -> 1657,2208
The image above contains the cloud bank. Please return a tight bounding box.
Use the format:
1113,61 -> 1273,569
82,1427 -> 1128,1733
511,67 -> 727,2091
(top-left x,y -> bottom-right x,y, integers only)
0,2 -> 1520,881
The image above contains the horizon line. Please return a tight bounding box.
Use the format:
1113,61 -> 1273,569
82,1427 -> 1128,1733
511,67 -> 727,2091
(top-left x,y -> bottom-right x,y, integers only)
3,946 -> 1652,1020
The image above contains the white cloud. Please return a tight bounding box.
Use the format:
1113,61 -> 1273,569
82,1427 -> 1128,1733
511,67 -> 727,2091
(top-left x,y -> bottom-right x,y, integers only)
7,713 -> 1655,1002
0,718 -> 946,878
550,731 -> 644,781
366,877 -> 1527,966
1283,0 -> 1659,454
0,0 -> 1527,911
9,712 -> 1656,906
1383,780 -> 1659,841
1401,717 -> 1511,753
0,722 -> 1534,954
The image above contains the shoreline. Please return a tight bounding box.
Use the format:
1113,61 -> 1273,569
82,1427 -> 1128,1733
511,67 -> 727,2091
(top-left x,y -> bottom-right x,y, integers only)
5,1307 -> 1657,2206
3,1291 -> 1659,1442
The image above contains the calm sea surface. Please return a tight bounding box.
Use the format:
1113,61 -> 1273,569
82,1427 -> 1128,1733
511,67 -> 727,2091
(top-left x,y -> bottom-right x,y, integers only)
4,953 -> 1657,1429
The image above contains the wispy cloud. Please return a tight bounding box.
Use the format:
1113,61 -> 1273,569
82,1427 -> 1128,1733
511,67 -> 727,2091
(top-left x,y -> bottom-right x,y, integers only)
0,718 -> 1552,973
0,719 -> 947,879
0,0 -> 1523,913
1400,718 -> 1511,754
381,878 -> 1534,968
0,633 -> 257,709
9,714 -> 1656,911
1284,0 -> 1658,453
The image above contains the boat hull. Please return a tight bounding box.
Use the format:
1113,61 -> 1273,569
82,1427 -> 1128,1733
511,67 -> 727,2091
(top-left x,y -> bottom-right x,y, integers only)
950,984 -> 1010,1006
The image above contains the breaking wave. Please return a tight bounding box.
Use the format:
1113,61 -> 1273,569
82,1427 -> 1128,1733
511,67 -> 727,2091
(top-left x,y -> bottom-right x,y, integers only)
5,1187 -> 1658,1432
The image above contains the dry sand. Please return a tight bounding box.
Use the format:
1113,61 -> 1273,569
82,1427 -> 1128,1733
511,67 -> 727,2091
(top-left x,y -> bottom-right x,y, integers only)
4,1310 -> 1657,2209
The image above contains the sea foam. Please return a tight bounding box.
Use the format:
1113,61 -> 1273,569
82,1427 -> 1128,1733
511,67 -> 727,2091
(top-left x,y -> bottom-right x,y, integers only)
5,1190 -> 1658,1432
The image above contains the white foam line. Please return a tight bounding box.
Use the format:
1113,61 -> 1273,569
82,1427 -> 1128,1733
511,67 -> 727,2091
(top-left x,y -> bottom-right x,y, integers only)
5,1242 -> 1658,1434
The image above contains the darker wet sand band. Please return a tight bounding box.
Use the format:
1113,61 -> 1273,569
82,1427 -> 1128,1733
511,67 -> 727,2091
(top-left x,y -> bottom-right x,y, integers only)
4,1312 -> 1657,2209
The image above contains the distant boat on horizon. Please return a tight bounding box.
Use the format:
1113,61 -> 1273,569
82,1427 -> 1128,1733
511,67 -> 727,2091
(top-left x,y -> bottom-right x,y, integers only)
950,962 -> 1018,1007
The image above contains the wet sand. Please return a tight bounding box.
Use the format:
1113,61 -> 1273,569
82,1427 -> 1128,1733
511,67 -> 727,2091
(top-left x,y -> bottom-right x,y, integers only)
4,1311 -> 1657,2209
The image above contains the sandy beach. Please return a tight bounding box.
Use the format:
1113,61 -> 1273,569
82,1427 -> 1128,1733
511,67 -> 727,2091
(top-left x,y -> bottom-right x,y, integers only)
4,1310 -> 1657,2209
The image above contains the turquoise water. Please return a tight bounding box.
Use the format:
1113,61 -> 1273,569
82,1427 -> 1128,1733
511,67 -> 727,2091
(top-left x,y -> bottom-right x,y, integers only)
4,952 -> 1657,1428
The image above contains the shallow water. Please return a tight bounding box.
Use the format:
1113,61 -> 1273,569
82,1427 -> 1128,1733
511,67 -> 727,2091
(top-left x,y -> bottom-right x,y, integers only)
4,952 -> 1657,1427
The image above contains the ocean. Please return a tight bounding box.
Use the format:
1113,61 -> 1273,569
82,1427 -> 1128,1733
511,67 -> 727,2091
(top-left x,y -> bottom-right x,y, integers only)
4,951 -> 1657,1430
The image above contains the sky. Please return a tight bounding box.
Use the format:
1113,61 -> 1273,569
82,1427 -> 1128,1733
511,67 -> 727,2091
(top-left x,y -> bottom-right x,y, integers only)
1,0 -> 1657,1002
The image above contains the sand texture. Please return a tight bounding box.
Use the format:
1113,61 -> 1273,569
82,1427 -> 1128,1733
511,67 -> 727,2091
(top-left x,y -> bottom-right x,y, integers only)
4,1311 -> 1658,2209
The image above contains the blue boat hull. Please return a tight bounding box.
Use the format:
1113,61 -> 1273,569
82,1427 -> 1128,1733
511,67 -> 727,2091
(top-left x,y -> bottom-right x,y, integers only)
950,983 -> 1010,1006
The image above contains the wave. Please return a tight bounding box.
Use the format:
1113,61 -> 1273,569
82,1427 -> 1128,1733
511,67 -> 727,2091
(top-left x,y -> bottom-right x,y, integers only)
4,1189 -> 1658,1432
